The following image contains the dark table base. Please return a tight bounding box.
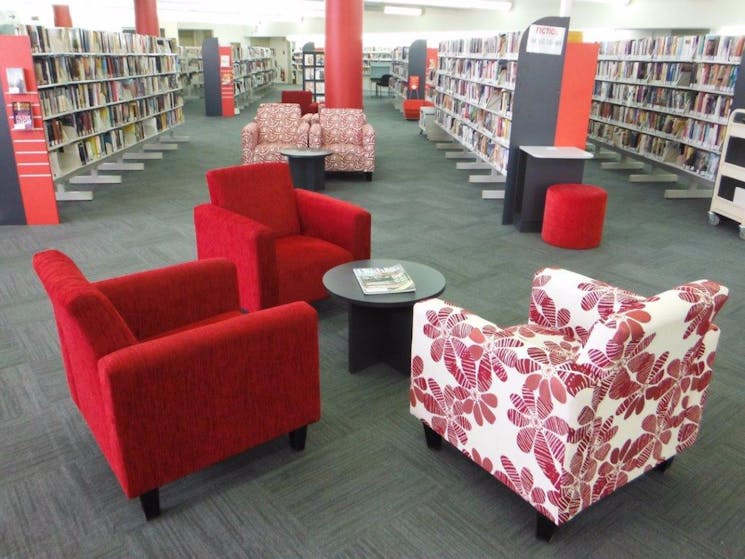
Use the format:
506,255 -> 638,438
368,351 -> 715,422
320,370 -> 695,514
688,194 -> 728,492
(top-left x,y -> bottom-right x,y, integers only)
348,304 -> 413,375
288,156 -> 327,191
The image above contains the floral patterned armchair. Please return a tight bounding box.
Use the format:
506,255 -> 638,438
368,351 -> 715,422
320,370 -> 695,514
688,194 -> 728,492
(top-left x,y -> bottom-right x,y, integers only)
410,268 -> 728,540
308,108 -> 375,180
241,103 -> 309,165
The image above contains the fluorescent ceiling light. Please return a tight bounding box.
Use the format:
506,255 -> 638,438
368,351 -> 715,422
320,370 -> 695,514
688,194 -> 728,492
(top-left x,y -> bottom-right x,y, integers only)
369,1 -> 512,11
384,6 -> 423,16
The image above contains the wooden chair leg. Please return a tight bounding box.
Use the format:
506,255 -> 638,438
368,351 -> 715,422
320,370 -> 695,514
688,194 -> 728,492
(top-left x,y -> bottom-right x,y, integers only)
654,457 -> 674,473
140,488 -> 160,520
289,425 -> 308,451
423,423 -> 442,449
536,512 -> 557,542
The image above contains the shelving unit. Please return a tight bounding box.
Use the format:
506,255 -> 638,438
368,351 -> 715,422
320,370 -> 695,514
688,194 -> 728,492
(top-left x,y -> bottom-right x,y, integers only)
301,43 -> 325,103
390,40 -> 427,110
708,108 -> 745,239
433,32 -> 520,179
363,47 -> 392,77
178,45 -> 203,99
232,44 -> 275,110
588,34 -> 745,198
15,25 -> 186,202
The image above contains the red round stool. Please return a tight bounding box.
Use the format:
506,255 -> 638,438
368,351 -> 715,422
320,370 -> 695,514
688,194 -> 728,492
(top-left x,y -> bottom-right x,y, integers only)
542,183 -> 608,249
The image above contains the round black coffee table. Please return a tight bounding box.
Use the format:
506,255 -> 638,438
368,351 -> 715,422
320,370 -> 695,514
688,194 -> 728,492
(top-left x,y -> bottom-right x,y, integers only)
323,259 -> 446,374
280,148 -> 333,191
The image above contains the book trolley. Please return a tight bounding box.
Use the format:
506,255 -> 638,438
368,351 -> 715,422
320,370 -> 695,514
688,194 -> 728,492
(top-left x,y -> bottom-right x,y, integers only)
708,108 -> 745,239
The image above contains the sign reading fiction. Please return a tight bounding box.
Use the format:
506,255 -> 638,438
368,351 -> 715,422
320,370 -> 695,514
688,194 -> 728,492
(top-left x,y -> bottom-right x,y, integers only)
526,25 -> 566,55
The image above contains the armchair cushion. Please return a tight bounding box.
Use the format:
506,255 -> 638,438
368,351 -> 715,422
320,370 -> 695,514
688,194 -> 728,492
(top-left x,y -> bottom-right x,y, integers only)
410,268 -> 728,532
321,109 -> 365,145
206,162 -> 300,237
242,103 -> 309,165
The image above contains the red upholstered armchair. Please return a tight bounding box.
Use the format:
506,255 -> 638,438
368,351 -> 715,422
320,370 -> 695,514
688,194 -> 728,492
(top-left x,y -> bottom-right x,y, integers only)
281,89 -> 319,116
194,162 -> 371,312
241,102 -> 309,164
309,108 -> 376,180
33,250 -> 320,520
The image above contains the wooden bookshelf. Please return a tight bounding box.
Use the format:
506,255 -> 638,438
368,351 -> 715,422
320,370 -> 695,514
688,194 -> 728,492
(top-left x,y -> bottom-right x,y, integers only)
16,25 -> 186,202
588,34 -> 745,197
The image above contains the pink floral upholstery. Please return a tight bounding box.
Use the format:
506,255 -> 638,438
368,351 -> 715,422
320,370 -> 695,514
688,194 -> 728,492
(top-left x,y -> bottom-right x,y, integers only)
241,103 -> 309,164
308,108 -> 375,178
410,267 -> 728,538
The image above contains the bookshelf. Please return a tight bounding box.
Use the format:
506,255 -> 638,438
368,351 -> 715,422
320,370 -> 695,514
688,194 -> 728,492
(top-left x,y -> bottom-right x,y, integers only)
588,34 -> 745,198
16,25 -> 185,202
179,45 -> 203,99
233,44 -> 275,109
363,47 -> 392,77
708,108 -> 745,239
390,40 -> 427,110
301,44 -> 325,103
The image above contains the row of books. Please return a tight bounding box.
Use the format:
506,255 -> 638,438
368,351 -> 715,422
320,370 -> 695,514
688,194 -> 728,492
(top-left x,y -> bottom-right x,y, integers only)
391,46 -> 409,62
437,58 -> 517,86
234,58 -> 274,76
598,34 -> 745,61
34,54 -> 177,87
596,60 -> 738,91
435,85 -> 513,117
230,45 -> 273,62
591,105 -> 725,151
437,109 -> 510,173
592,83 -> 733,120
438,33 -> 521,57
45,93 -> 183,149
39,76 -> 179,117
436,92 -> 512,137
589,122 -> 721,180
21,25 -> 178,55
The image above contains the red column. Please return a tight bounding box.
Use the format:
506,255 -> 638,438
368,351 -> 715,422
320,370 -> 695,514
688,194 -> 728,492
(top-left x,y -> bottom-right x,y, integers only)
52,5 -> 73,27
325,0 -> 363,109
134,0 -> 159,37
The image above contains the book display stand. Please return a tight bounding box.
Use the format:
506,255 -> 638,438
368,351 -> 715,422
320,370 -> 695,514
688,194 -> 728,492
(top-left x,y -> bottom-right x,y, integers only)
708,108 -> 745,239
589,34 -> 745,199
301,42 -> 325,103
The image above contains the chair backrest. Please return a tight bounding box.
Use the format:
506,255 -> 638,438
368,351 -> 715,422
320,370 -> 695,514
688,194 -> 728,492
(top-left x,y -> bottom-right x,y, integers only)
32,250 -> 137,408
576,280 -> 728,381
281,90 -> 313,114
255,103 -> 303,144
319,108 -> 366,145
205,162 -> 301,236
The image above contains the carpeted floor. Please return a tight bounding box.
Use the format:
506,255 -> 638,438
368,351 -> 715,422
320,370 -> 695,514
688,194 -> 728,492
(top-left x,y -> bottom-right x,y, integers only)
1,87 -> 743,558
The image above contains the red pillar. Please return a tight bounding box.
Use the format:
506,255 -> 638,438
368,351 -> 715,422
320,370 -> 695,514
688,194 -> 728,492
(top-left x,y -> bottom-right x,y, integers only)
134,0 -> 159,37
325,0 -> 363,109
52,5 -> 73,27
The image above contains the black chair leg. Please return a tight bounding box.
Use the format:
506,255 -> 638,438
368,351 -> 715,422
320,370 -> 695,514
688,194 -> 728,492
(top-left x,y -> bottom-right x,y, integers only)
140,488 -> 160,520
365,172 -> 372,181
289,426 -> 308,451
423,424 -> 442,450
654,457 -> 674,473
536,512 -> 557,542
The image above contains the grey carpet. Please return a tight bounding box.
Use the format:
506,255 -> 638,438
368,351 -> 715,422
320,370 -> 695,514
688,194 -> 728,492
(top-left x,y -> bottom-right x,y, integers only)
1,87 -> 744,558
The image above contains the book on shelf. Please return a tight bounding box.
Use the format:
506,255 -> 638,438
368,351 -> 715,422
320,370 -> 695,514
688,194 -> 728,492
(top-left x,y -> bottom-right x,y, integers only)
6,67 -> 27,94
353,263 -> 416,295
11,101 -> 33,129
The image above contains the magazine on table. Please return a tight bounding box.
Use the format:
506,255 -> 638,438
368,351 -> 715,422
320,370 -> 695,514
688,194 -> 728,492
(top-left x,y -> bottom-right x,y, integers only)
353,263 -> 415,295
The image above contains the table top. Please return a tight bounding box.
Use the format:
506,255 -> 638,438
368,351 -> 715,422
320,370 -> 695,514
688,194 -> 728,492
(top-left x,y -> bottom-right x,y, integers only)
520,146 -> 593,159
280,148 -> 334,158
323,259 -> 446,308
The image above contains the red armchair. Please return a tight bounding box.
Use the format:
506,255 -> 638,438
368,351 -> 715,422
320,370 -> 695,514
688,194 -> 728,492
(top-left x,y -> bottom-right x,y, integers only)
33,250 -> 320,520
281,89 -> 319,116
194,162 -> 371,312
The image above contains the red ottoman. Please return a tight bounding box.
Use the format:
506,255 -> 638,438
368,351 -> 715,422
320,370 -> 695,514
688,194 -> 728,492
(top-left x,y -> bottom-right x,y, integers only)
542,183 -> 608,249
403,99 -> 433,120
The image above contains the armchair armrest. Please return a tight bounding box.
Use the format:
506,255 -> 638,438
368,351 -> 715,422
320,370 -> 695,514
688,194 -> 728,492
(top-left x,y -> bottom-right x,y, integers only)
308,122 -> 322,149
529,267 -> 643,343
361,123 -> 375,149
295,190 -> 371,259
98,301 -> 320,497
241,122 -> 259,164
194,203 -> 279,312
295,120 -> 310,147
95,259 -> 240,341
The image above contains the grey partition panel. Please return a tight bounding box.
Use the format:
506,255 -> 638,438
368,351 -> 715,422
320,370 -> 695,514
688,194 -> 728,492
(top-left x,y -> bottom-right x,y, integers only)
408,39 -> 427,99
203,37 -> 222,117
502,16 -> 570,225
0,87 -> 27,225
733,53 -> 745,111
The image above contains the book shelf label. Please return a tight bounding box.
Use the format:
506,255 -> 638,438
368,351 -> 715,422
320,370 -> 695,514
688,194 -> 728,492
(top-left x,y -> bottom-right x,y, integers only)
526,25 -> 565,56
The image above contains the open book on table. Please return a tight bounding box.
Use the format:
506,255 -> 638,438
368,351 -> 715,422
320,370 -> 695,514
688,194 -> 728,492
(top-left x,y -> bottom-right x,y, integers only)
353,263 -> 416,295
